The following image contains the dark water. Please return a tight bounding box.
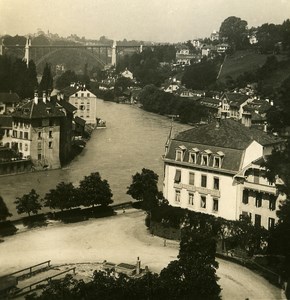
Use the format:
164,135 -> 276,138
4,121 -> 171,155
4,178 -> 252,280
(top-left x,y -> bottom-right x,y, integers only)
0,100 -> 191,217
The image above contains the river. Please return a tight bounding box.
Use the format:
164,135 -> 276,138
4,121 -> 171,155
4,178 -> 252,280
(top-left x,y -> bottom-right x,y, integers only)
0,100 -> 191,218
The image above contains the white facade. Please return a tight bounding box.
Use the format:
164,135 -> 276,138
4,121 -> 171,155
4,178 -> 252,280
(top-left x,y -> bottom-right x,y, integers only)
163,119 -> 285,229
69,89 -> 97,125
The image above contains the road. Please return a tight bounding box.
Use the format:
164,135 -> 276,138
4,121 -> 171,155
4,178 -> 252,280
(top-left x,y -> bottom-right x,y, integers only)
0,209 -> 284,299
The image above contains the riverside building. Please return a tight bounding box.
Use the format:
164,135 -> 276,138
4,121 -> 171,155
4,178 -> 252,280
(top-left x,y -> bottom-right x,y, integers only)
163,116 -> 285,229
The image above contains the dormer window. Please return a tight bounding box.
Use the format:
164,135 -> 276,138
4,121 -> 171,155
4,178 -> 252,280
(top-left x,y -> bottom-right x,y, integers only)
175,145 -> 186,162
201,150 -> 212,166
213,151 -> 224,168
189,148 -> 199,164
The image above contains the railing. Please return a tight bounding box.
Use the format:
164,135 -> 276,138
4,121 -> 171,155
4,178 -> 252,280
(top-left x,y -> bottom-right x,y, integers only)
0,260 -> 51,282
13,267 -> 76,297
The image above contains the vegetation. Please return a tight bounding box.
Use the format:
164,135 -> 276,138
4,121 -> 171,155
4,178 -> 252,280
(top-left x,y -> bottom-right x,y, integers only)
138,84 -> 208,124
127,168 -> 161,211
0,196 -> 12,221
39,62 -> 53,92
78,172 -> 113,207
0,56 -> 38,98
219,16 -> 249,50
44,182 -> 78,211
14,189 -> 42,217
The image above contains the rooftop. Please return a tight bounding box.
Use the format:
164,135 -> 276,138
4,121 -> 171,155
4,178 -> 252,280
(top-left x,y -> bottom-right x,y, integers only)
174,119 -> 283,150
0,92 -> 20,104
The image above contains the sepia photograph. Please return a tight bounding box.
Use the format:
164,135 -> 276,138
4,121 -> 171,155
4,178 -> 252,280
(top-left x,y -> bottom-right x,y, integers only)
0,0 -> 290,298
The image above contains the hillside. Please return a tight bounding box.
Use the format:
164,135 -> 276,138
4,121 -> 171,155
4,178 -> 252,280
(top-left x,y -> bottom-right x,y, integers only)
218,49 -> 290,93
218,50 -> 268,81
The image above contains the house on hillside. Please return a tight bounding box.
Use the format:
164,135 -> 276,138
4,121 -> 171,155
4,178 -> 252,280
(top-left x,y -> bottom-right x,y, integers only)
220,92 -> 252,119
216,43 -> 230,54
210,31 -> 220,41
175,46 -> 195,66
0,92 -> 20,115
163,118 -> 285,229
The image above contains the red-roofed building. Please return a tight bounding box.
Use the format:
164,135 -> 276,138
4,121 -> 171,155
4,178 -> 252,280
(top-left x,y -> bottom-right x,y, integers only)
163,118 -> 285,229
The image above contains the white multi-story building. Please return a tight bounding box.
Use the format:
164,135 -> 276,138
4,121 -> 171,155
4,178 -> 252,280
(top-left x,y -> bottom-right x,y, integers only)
163,118 -> 285,229
68,87 -> 97,125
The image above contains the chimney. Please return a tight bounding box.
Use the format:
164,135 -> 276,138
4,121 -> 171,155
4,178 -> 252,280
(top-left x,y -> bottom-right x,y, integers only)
60,92 -> 64,100
34,91 -> 38,104
43,91 -> 47,104
242,112 -> 252,128
264,121 -> 268,133
270,100 -> 274,106
136,257 -> 141,275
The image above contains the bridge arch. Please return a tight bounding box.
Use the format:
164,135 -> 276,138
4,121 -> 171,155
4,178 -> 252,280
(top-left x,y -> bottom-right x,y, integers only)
34,48 -> 107,68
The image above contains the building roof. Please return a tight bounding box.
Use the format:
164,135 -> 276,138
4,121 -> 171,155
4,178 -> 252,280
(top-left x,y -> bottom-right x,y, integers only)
0,92 -> 20,104
12,99 -> 65,119
165,139 -> 243,172
199,97 -> 221,107
173,119 -> 283,150
0,115 -> 12,128
223,92 -> 249,107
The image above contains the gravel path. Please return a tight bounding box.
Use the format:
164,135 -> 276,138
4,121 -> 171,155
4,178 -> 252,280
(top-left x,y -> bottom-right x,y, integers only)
0,209 -> 284,299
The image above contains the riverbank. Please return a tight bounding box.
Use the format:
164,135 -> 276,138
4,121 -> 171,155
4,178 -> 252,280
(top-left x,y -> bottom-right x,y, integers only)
0,209 -> 283,299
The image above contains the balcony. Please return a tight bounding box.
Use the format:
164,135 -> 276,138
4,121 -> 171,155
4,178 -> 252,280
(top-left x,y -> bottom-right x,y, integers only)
244,181 -> 276,195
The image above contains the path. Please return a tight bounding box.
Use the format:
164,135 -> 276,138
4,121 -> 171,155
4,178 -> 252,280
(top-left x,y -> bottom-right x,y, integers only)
0,209 -> 284,299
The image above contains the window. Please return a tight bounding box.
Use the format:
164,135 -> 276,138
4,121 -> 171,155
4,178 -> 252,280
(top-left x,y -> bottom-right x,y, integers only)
38,153 -> 42,161
48,141 -> 52,149
37,142 -> 42,150
268,218 -> 275,230
254,214 -> 261,227
24,144 -> 28,151
189,152 -> 197,164
201,175 -> 207,188
81,93 -> 84,97
253,169 -> 259,184
213,198 -> 219,212
255,193 -> 262,208
19,131 -> 23,139
188,193 -> 194,205
75,93 -> 78,97
24,132 -> 28,139
242,190 -> 249,204
201,155 -> 208,166
269,195 -> 276,211
87,93 -> 90,97
19,143 -> 22,151
80,105 -> 85,110
12,130 -> 17,138
200,195 -> 206,208
213,157 -> 221,168
175,190 -> 181,203
49,131 -> 53,138
175,150 -> 184,161
189,172 -> 195,185
38,132 -> 42,139
213,177 -> 219,190
174,169 -> 181,183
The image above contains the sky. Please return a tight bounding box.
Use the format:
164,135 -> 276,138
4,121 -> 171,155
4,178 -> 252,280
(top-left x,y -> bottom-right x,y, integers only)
0,0 -> 290,42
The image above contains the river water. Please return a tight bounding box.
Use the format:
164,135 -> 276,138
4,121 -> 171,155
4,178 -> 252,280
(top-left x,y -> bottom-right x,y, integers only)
0,100 -> 191,217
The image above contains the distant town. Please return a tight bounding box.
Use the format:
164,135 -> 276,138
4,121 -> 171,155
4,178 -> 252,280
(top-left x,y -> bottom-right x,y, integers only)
0,15 -> 290,300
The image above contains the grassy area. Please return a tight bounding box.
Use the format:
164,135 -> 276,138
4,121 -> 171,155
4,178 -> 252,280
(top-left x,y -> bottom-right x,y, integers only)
218,50 -> 268,81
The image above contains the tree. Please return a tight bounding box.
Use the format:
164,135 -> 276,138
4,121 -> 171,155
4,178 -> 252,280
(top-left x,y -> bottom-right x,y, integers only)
39,62 -> 53,92
219,16 -> 249,50
55,70 -> 78,89
78,172 -> 113,207
127,168 -> 160,211
14,189 -> 42,217
44,182 -> 77,211
0,196 -> 12,221
159,222 -> 221,299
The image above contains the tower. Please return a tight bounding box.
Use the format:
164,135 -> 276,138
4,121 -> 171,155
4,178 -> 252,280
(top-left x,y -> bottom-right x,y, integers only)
24,37 -> 31,67
111,40 -> 117,66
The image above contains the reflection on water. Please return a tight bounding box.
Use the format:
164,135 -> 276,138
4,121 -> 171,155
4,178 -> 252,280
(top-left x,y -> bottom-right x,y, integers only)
0,100 -> 191,218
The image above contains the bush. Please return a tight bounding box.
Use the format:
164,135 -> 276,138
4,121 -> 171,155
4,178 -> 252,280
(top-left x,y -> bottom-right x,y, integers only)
0,221 -> 18,237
